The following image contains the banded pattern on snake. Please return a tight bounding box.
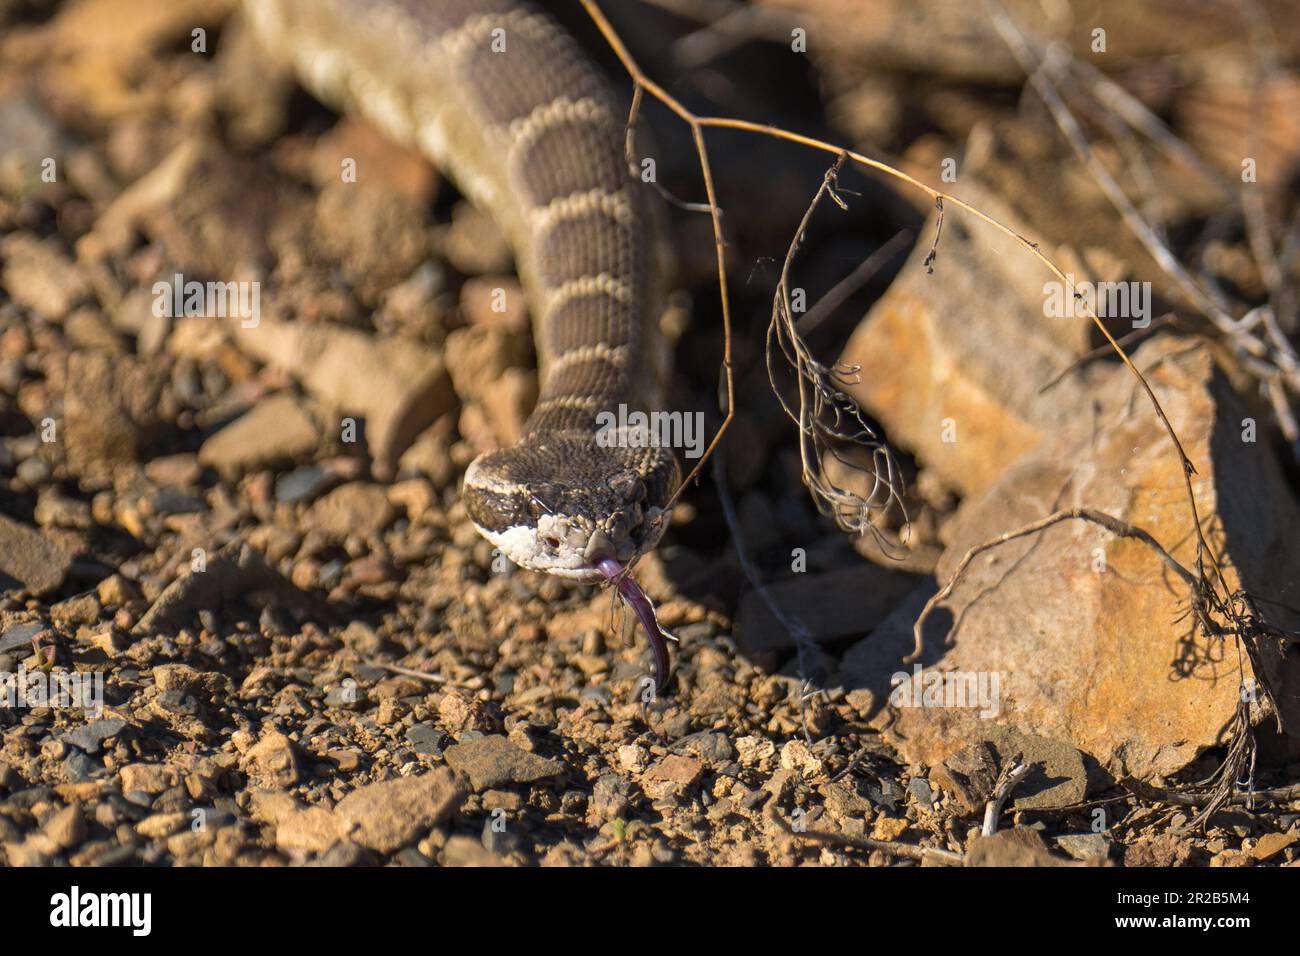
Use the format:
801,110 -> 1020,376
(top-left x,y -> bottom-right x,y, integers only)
245,0 -> 681,679
246,0 -> 678,571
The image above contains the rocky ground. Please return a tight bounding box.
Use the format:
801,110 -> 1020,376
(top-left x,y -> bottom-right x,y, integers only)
0,0 -> 1298,867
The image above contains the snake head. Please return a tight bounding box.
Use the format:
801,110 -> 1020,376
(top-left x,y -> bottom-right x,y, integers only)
463,434 -> 679,582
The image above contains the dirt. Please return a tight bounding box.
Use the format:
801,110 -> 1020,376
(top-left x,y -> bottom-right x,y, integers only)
0,0 -> 1297,868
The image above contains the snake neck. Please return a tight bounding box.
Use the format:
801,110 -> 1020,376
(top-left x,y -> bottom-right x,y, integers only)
245,0 -> 673,433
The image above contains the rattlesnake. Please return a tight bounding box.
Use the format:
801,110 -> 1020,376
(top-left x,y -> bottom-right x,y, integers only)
246,0 -> 680,680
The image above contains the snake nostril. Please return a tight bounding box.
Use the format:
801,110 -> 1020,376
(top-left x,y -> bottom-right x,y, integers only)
541,534 -> 561,550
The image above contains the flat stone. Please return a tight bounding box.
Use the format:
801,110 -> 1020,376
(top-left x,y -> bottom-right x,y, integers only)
1251,831 -> 1297,861
198,393 -> 320,478
0,234 -> 88,320
1056,833 -> 1112,862
442,735 -> 563,791
334,768 -> 464,852
966,827 -> 1071,867
0,514 -> 74,596
50,593 -> 101,627
61,718 -> 128,755
305,483 -> 395,540
405,723 -> 446,756
0,620 -> 46,654
987,728 -> 1088,811
274,806 -> 340,854
642,754 -> 705,798
232,319 -> 455,473
275,465 -> 334,504
43,804 -> 86,850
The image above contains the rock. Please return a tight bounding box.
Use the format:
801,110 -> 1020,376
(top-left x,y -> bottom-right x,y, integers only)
988,729 -> 1087,811
144,453 -> 202,488
118,763 -> 179,795
677,732 -> 734,767
442,735 -> 563,791
136,541 -> 300,634
50,593 -> 101,627
642,755 -> 704,798
1251,831 -> 1297,861
135,139 -> 283,278
405,724 -> 446,757
244,731 -> 301,789
136,812 -> 187,840
778,741 -> 822,780
34,492 -> 92,531
0,620 -> 47,654
398,417 -> 458,489
340,620 -> 384,655
96,574 -> 141,606
929,728 -> 1085,812
64,351 -> 162,473
0,234 -> 89,320
231,319 -> 456,473
929,742 -> 998,814
965,827 -> 1072,867
334,768 -> 463,852
304,483 -> 395,540
3,832 -> 61,866
589,774 -> 632,822
307,117 -> 438,202
1123,833 -> 1194,867
275,465 -> 335,505
43,804 -> 86,850
459,276 -> 529,333
306,840 -> 377,867
736,564 -> 920,654
841,338 -> 1300,780
824,780 -> 875,823
274,806 -> 340,854
441,833 -> 500,867
835,170 -> 1105,500
198,394 -> 321,477
0,514 -> 74,595
61,718 -> 127,755
0,93 -> 70,198
314,180 -> 429,289
1056,833 -> 1112,862
735,735 -> 777,770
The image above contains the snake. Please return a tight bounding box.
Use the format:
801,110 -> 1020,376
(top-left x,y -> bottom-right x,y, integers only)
245,0 -> 681,684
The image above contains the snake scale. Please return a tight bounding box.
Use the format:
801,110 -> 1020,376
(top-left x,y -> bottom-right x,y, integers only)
246,0 -> 681,680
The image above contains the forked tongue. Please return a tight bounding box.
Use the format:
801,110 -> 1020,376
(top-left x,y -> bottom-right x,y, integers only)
596,558 -> 670,694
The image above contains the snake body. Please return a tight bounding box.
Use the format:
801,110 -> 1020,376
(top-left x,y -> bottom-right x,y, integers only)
247,0 -> 679,582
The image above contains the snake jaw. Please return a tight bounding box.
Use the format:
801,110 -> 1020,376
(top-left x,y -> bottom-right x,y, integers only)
469,506 -> 669,582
